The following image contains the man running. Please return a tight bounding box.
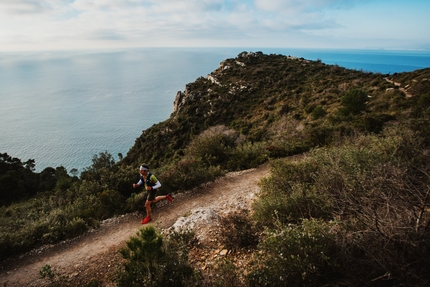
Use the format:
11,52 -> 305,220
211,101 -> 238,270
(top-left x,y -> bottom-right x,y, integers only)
132,163 -> 173,224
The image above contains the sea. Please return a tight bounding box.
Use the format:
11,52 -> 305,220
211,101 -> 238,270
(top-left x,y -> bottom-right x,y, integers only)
1,47 -> 430,173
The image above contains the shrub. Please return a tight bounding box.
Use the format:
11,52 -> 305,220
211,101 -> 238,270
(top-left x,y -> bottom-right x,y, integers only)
126,192 -> 147,212
411,92 -> 430,118
219,210 -> 258,250
354,113 -> 395,133
96,189 -> 125,217
246,219 -> 336,287
65,217 -> 88,237
418,91 -> 430,108
116,226 -> 165,286
311,105 -> 326,120
340,89 -> 368,115
185,125 -> 239,167
206,258 -> 245,287
39,264 -> 67,286
303,125 -> 335,147
115,226 -> 197,287
252,157 -> 333,228
159,158 -> 225,193
257,187 -> 333,227
227,141 -> 268,170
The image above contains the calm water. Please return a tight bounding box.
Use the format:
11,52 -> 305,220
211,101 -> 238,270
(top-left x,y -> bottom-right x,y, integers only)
1,48 -> 429,172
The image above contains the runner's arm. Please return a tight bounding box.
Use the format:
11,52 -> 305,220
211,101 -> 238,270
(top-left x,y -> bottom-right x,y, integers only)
151,181 -> 161,189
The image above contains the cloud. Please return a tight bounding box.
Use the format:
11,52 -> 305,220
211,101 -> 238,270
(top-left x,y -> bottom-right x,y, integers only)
71,0 -> 146,11
252,0 -> 360,28
0,0 -> 428,51
63,0 -> 256,44
1,0 -> 342,43
0,0 -> 52,14
70,0 -> 226,14
254,0 -> 358,13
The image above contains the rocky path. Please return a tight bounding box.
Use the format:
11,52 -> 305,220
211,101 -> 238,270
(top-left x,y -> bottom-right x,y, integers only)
384,77 -> 413,97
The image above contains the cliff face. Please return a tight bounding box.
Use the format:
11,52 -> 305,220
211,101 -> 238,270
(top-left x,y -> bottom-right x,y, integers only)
172,51 -> 260,115
173,84 -> 199,114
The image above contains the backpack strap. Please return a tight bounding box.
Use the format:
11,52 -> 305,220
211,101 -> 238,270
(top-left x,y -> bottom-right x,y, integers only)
145,172 -> 155,186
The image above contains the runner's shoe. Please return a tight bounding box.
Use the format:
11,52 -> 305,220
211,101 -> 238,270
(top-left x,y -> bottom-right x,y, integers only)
141,217 -> 151,224
166,194 -> 173,202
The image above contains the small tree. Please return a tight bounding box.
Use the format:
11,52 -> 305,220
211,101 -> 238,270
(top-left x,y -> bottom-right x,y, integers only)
55,166 -> 74,191
340,89 -> 368,115
116,226 -> 196,287
80,151 -> 115,181
117,226 -> 165,286
88,151 -> 115,172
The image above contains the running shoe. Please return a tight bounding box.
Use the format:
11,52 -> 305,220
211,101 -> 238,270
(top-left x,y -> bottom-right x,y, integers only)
141,217 -> 151,224
166,194 -> 173,202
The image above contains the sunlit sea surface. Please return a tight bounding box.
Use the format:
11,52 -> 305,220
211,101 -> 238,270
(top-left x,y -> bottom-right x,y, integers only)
1,48 -> 429,172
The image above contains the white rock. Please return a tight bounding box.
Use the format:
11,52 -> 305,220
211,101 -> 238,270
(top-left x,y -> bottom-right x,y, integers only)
171,208 -> 220,233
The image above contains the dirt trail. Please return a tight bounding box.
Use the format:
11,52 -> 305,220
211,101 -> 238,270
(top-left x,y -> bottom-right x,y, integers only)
384,77 -> 413,97
0,164 -> 270,286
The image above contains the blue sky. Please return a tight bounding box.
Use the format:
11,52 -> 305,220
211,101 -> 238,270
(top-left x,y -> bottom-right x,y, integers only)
0,0 -> 429,52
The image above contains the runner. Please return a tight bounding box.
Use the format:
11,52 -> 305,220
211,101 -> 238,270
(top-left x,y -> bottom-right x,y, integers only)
132,163 -> 173,224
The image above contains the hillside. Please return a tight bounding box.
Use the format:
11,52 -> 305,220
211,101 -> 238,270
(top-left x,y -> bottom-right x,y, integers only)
122,51 -> 430,170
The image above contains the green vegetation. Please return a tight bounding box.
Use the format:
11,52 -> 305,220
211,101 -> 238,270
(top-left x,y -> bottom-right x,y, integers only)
39,264 -> 68,286
250,127 -> 430,286
39,263 -> 101,287
115,226 -> 197,287
0,153 -> 78,206
340,88 -> 368,115
1,51 -> 430,286
247,219 -> 335,286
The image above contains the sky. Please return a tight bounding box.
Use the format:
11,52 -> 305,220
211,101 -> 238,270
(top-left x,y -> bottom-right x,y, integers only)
0,0 -> 429,52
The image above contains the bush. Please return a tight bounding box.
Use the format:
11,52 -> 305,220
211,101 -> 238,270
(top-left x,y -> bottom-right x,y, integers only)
227,141 -> 268,170
206,258 -> 245,287
185,125 -> 239,167
303,125 -> 335,147
311,105 -> 326,120
115,226 -> 198,287
354,113 -> 395,133
159,158 -> 225,193
340,89 -> 368,115
219,210 -> 258,250
246,219 -> 336,287
97,189 -> 125,217
253,184 -> 332,226
411,92 -> 430,118
39,264 -> 67,286
252,157 -> 333,227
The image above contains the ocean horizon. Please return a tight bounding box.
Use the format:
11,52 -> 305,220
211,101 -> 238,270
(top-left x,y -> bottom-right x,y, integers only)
1,47 -> 429,173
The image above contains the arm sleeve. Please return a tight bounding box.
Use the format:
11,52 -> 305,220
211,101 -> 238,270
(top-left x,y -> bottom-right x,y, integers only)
137,177 -> 143,186
152,181 -> 161,189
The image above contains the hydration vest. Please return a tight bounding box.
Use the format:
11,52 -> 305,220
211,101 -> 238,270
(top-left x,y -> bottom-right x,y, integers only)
145,172 -> 156,187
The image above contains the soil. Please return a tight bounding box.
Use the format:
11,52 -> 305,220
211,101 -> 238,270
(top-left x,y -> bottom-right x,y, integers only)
0,164 -> 270,286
